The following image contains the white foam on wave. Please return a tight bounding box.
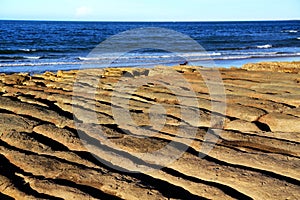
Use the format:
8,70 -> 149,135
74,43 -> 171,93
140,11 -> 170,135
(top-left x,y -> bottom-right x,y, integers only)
180,52 -> 222,57
209,52 -> 300,61
282,30 -> 298,33
78,57 -> 101,61
3,51 -> 300,69
78,52 -> 222,61
0,61 -> 81,67
256,44 -> 272,49
78,56 -> 120,61
20,49 -> 30,52
25,56 -> 41,59
217,55 -> 251,60
20,48 -> 37,52
222,51 -> 278,55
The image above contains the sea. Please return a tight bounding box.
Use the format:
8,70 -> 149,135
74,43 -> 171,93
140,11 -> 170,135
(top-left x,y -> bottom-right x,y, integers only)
0,20 -> 300,73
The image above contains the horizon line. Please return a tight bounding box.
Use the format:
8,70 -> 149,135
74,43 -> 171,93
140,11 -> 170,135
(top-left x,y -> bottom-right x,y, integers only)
0,18 -> 299,23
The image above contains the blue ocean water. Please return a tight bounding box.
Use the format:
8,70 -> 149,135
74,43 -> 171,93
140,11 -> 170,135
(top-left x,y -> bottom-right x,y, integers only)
0,20 -> 300,73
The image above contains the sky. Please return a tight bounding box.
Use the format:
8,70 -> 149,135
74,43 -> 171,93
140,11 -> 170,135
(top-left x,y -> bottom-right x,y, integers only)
0,0 -> 299,21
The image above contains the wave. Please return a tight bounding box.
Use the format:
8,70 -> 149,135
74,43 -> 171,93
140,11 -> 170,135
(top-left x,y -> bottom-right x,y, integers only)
0,55 -> 42,60
0,56 -> 25,60
0,49 -> 37,54
0,47 -> 91,55
211,53 -> 300,61
78,52 -> 222,61
39,55 -> 63,59
0,54 -> 67,61
223,51 -> 278,55
0,61 -> 82,67
178,52 -> 222,57
2,52 -> 300,68
25,56 -> 41,59
78,57 -> 107,61
217,45 -> 274,51
282,30 -> 298,33
256,44 -> 272,49
20,48 -> 36,52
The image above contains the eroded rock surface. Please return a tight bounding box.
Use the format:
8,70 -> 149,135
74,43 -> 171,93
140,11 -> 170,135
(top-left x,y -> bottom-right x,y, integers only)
242,61 -> 300,73
0,64 -> 299,199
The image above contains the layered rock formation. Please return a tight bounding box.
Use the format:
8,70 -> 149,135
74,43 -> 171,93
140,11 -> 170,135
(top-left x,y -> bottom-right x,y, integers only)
0,64 -> 299,199
242,61 -> 300,73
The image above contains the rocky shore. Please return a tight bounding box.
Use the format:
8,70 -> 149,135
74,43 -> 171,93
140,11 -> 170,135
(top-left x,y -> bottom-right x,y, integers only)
242,61 -> 300,73
0,62 -> 299,199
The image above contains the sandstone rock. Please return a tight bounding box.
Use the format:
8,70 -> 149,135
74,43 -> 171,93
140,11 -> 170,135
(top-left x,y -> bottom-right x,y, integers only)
33,124 -> 84,151
242,61 -> 300,73
285,107 -> 300,118
0,113 -> 38,133
172,65 -> 202,73
0,146 -> 167,200
57,70 -> 76,78
102,68 -> 149,77
226,103 -> 266,122
0,64 -> 300,200
0,73 -> 30,85
258,112 -> 300,132
17,95 -> 49,107
225,119 -> 261,132
0,174 -> 38,200
16,173 -> 98,200
0,96 -> 72,128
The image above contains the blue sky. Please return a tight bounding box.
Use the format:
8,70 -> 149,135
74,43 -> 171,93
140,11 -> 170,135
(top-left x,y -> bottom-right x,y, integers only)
0,0 -> 299,21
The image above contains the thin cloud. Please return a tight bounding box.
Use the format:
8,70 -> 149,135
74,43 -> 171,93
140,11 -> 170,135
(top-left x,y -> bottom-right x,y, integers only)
75,6 -> 92,17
